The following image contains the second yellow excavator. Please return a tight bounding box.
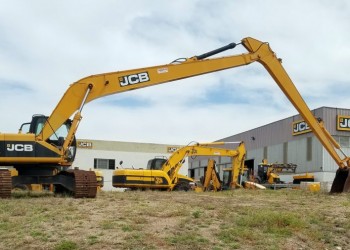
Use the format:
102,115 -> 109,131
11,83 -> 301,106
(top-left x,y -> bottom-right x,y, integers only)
112,142 -> 246,191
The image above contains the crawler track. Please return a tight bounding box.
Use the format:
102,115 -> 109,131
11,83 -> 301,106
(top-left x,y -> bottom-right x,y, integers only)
72,170 -> 97,198
0,169 -> 12,198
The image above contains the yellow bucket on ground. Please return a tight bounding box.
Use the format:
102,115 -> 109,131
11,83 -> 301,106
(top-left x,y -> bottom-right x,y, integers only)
300,182 -> 320,192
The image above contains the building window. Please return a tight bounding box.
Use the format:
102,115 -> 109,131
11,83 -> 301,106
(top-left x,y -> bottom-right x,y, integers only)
283,142 -> 288,163
94,158 -> 115,170
334,136 -> 350,148
306,137 -> 312,161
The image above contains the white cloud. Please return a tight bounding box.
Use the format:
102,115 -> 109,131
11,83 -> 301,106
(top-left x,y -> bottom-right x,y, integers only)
0,0 -> 349,144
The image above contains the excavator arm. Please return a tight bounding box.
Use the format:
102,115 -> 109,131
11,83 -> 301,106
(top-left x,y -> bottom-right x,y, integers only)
162,142 -> 246,190
37,37 -> 349,192
241,39 -> 350,192
242,39 -> 350,168
38,45 -> 250,143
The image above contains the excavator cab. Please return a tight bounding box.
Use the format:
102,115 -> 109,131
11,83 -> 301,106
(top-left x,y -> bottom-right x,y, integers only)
256,164 -> 277,184
19,115 -> 49,135
147,157 -> 167,170
255,160 -> 290,184
221,169 -> 248,190
222,169 -> 232,190
19,115 -> 77,162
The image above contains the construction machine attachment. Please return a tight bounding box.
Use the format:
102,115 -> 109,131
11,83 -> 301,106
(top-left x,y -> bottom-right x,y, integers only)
0,169 -> 11,198
330,168 -> 350,193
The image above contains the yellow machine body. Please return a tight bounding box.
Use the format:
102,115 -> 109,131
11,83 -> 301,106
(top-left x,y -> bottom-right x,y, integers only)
293,173 -> 315,184
113,169 -> 192,190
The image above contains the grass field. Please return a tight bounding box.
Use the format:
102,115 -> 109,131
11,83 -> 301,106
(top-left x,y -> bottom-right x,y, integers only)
0,189 -> 349,250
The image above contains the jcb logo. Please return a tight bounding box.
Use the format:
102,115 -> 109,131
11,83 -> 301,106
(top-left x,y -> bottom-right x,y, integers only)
337,115 -> 350,131
167,146 -> 179,153
119,72 -> 150,87
78,141 -> 93,148
292,120 -> 311,135
154,177 -> 163,184
7,144 -> 34,152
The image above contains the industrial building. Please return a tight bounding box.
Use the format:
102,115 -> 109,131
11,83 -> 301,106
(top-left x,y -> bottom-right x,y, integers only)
188,106 -> 350,184
73,140 -> 186,190
74,106 -> 350,190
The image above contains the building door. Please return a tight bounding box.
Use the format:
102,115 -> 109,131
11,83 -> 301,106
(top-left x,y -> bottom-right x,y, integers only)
244,159 -> 254,180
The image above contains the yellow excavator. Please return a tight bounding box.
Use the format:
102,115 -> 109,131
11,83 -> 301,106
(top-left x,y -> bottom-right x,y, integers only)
1,37 -> 349,198
113,141 -> 246,191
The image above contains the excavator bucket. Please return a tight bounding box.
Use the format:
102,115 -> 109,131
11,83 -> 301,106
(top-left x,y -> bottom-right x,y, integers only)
330,168 -> 350,193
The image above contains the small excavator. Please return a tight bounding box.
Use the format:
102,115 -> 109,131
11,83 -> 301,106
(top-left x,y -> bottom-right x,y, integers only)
1,37 -> 349,198
112,141 -> 246,191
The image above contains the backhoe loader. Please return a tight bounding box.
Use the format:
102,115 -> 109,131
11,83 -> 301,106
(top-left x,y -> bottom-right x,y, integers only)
1,37 -> 349,198
112,141 -> 246,191
202,159 -> 222,191
200,141 -> 247,191
201,155 -> 266,191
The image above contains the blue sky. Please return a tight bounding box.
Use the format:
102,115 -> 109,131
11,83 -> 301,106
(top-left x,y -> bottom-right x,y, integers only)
0,1 -> 349,144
